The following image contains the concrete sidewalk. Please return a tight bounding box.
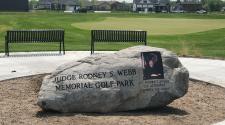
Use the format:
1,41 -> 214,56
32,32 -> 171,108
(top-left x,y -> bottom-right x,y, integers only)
180,57 -> 225,88
0,51 -> 225,125
0,51 -> 113,81
0,51 -> 225,87
0,51 -> 224,87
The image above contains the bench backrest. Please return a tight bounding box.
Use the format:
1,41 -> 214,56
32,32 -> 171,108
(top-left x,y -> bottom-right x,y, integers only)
91,30 -> 147,44
6,29 -> 64,43
91,30 -> 147,54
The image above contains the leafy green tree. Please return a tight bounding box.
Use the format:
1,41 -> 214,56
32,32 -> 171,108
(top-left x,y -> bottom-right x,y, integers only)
78,0 -> 85,8
202,0 -> 224,11
91,0 -> 97,5
208,0 -> 223,11
29,0 -> 38,9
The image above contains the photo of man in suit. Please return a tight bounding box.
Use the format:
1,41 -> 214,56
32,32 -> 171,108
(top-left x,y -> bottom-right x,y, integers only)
141,52 -> 164,80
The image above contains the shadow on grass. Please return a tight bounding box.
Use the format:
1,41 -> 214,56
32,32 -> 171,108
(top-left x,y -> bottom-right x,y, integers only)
36,106 -> 189,118
0,52 -> 64,58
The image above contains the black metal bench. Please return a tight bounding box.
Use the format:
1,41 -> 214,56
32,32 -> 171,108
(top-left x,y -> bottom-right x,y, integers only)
5,29 -> 65,56
91,30 -> 147,54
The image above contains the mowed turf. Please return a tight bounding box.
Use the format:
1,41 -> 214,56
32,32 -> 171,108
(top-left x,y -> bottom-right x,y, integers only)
73,17 -> 225,35
0,12 -> 225,58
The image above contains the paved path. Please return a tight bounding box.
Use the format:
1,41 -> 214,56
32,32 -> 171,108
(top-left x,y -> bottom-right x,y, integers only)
1,52 -> 224,87
179,57 -> 225,88
0,51 -> 225,125
0,51 -> 113,81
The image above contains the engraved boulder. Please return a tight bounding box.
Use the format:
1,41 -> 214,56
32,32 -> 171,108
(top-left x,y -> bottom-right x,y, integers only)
37,46 -> 189,113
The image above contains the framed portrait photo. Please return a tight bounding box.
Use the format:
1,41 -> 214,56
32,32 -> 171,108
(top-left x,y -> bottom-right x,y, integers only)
141,51 -> 164,80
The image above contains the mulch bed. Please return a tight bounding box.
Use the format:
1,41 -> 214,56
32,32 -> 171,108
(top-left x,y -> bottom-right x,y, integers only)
0,74 -> 225,125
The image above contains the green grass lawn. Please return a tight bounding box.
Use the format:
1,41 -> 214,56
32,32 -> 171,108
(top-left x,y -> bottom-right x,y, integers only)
0,12 -> 225,58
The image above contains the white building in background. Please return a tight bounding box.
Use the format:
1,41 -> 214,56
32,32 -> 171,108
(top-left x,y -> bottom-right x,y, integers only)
133,0 -> 170,13
38,0 -> 80,12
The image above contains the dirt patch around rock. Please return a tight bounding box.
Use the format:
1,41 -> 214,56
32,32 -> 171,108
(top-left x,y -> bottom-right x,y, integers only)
0,74 -> 225,125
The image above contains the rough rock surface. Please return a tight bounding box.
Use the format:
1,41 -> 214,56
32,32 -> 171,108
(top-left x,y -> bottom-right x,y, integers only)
37,46 -> 189,113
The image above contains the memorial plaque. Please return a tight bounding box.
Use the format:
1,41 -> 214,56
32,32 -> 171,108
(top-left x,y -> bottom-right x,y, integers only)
141,52 -> 170,92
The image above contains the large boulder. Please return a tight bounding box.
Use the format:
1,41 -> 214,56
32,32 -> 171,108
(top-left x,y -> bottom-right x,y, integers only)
37,46 -> 189,113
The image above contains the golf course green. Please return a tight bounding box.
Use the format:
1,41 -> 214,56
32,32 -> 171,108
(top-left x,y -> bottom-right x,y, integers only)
73,17 -> 225,35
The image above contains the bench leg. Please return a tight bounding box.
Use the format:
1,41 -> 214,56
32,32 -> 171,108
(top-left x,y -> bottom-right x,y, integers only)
91,45 -> 93,55
5,42 -> 9,56
91,41 -> 94,55
59,42 -> 62,54
62,41 -> 65,55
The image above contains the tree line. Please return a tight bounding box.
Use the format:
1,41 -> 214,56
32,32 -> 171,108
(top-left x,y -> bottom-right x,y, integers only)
201,0 -> 225,11
29,0 -> 225,12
